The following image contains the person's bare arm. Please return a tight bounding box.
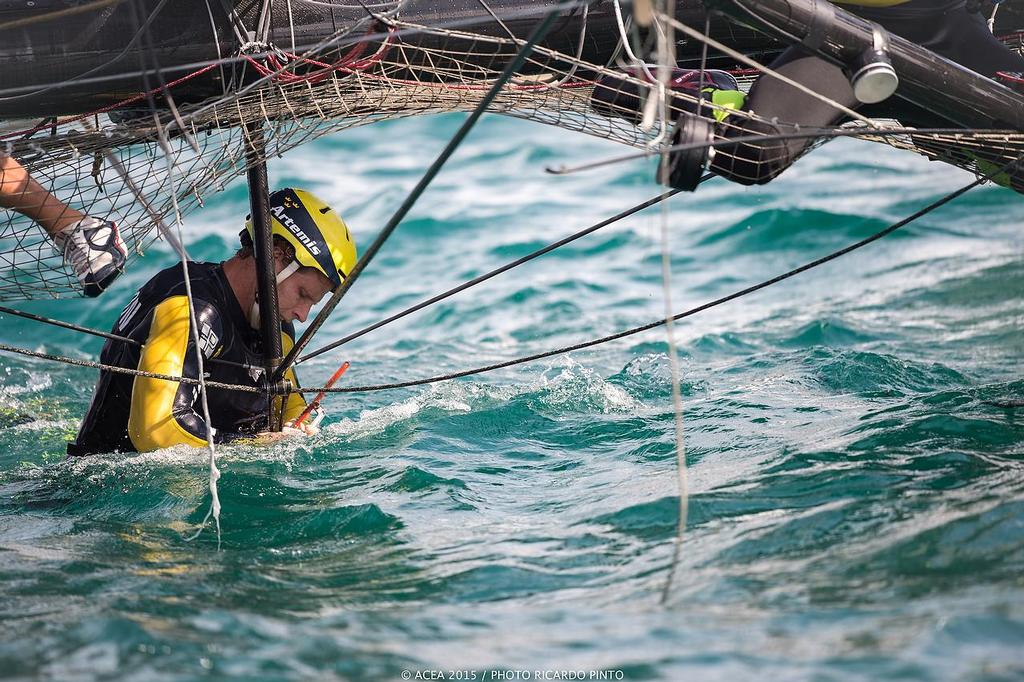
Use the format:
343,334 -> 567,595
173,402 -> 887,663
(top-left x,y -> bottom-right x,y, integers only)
0,153 -> 84,236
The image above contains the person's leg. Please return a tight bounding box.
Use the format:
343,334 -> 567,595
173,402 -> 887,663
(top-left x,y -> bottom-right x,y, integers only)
707,1 -> 1024,186
709,46 -> 858,185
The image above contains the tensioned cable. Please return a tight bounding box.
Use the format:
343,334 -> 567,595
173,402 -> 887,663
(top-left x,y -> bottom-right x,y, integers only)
298,188 -> 686,364
203,0 -> 230,95
215,0 -> 250,46
552,1 -> 588,86
0,187 -> 684,378
612,0 -> 657,83
0,301 -> 255,370
285,0 -> 298,53
271,3 -> 569,383
0,158 -> 1013,396
0,342 -> 259,392
475,0 -> 518,41
660,12 -> 874,125
0,304 -> 136,346
545,126 -> 1023,176
256,0 -> 274,45
292,162 -> 1008,395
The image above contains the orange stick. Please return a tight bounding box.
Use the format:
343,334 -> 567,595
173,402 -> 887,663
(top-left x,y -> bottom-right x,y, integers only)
293,361 -> 350,427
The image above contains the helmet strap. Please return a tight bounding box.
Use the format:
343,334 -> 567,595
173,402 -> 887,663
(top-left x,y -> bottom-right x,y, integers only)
247,260 -> 302,329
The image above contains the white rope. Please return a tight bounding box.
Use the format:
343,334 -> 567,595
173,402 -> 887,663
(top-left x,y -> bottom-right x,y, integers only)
652,0 -> 688,606
256,0 -> 274,44
148,107 -> 222,547
611,0 -> 657,83
551,2 -> 588,86
286,0 -> 297,52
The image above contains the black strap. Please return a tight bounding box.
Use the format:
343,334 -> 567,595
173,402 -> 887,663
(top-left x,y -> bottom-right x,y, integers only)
803,0 -> 836,52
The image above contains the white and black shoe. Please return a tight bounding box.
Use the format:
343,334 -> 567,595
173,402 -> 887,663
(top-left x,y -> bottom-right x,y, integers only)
53,217 -> 128,297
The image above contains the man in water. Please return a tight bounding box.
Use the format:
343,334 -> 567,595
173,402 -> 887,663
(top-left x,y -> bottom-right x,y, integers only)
702,0 -> 1024,186
67,187 -> 357,455
0,152 -> 127,296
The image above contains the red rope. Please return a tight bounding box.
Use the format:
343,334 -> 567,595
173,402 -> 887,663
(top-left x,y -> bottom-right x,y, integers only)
246,28 -> 395,85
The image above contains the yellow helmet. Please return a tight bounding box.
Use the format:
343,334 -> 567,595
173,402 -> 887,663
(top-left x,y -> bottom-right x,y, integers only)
244,188 -> 357,289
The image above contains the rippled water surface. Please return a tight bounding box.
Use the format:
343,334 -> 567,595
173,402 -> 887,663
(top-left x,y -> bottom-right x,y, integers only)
1,114 -> 1023,681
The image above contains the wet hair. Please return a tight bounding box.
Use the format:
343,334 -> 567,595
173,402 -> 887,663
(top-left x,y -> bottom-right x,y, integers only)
236,232 -> 296,262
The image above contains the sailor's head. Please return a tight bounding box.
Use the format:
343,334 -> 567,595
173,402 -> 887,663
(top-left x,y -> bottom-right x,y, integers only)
240,188 -> 358,324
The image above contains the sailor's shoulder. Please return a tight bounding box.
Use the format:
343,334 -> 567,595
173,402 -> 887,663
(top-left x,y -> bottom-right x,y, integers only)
139,261 -> 222,299
123,262 -> 230,333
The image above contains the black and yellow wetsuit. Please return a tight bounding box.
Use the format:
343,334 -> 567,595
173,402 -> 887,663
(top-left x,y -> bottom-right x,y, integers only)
68,262 -> 305,456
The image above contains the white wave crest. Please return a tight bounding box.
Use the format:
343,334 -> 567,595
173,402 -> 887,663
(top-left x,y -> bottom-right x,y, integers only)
326,358 -> 640,441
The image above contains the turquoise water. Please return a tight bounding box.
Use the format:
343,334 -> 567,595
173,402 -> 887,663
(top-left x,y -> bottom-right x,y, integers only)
1,114 -> 1023,680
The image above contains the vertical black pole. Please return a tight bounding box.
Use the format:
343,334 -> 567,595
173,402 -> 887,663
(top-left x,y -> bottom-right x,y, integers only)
245,123 -> 283,432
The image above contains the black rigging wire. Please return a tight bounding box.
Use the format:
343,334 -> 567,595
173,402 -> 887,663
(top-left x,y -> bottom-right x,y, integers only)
0,341 -> 259,392
0,302 -> 254,370
0,2 -> 1016,440
0,304 -> 137,346
271,3 -> 570,383
298,187 -> 686,365
545,126 -> 1021,176
1,158 -> 1016,397
0,165 -> 680,388
292,162 -> 1009,395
